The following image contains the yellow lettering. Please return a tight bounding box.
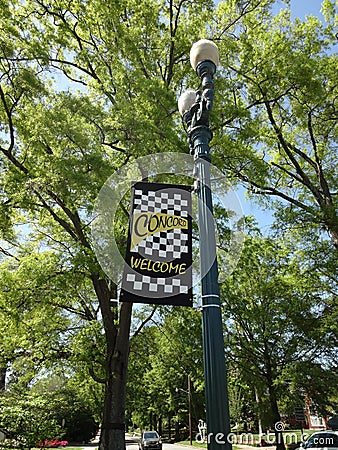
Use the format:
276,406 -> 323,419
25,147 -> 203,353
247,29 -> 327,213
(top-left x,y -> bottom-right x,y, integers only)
153,262 -> 161,272
129,258 -> 188,275
169,262 -> 179,274
179,263 -> 187,274
131,256 -> 141,269
140,259 -> 149,270
160,262 -> 169,273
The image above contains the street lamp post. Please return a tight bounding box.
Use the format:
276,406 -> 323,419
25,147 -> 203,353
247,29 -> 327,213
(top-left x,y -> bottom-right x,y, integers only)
178,39 -> 232,450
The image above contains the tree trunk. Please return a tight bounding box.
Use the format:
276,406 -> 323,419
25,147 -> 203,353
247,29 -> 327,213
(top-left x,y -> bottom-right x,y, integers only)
254,388 -> 263,438
322,203 -> 338,249
92,275 -> 132,450
158,417 -> 162,437
0,366 -> 6,391
329,227 -> 338,249
168,415 -> 172,441
175,421 -> 180,442
267,383 -> 285,450
102,301 -> 132,450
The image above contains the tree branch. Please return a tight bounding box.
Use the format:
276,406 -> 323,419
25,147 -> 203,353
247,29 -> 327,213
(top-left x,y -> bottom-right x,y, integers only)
260,87 -> 325,206
233,168 -> 315,213
0,84 -> 15,154
132,306 -> 158,339
307,110 -> 332,204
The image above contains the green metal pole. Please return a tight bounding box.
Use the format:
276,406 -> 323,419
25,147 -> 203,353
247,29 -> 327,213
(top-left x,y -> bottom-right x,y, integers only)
183,60 -> 232,450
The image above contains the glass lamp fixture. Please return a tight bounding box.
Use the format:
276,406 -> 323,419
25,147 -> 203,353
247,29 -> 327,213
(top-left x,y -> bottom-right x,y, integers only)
190,38 -> 219,71
178,89 -> 196,116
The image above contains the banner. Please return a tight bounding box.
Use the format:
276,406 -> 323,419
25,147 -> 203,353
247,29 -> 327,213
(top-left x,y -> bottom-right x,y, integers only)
120,182 -> 193,306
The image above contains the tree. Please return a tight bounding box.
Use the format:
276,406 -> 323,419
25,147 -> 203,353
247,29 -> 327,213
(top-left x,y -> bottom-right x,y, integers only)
0,252 -> 79,390
0,391 -> 63,450
0,1 -> 213,450
221,234 -> 337,450
0,382 -> 99,449
211,0 -> 338,249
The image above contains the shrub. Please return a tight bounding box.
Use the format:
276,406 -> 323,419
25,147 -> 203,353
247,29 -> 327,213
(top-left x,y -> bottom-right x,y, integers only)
0,392 -> 62,450
0,388 -> 98,448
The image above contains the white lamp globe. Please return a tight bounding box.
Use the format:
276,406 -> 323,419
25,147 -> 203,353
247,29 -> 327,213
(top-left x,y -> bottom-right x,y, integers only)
178,89 -> 196,116
190,39 -> 219,71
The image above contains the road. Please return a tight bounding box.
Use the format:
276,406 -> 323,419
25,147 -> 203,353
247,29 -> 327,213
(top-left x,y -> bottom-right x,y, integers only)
125,434 -> 199,450
77,434 -> 203,450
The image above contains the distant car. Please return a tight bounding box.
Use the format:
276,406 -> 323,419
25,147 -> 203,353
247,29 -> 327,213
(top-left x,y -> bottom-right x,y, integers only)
300,431 -> 338,450
139,431 -> 162,450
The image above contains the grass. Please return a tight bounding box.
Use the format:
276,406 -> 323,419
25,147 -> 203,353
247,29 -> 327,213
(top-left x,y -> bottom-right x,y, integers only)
176,441 -> 207,448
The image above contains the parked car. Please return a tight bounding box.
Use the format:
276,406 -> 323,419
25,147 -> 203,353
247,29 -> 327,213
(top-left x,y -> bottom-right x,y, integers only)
299,431 -> 338,450
139,431 -> 162,450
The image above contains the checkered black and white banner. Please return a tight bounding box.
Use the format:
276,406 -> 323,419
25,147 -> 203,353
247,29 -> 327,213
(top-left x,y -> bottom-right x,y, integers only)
120,182 -> 193,306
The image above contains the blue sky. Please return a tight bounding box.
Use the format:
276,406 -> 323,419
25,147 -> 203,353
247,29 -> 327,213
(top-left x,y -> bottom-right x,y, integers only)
270,0 -> 325,19
287,0 -> 325,19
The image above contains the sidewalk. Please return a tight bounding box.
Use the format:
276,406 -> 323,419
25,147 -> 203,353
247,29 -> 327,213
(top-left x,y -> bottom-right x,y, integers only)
71,433 -> 100,450
71,445 -> 98,450
72,432 -> 138,450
